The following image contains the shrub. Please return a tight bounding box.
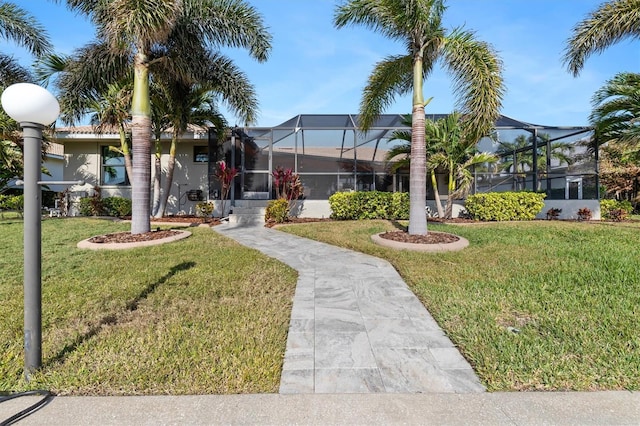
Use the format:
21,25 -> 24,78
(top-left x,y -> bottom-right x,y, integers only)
608,208 -> 628,222
577,207 -> 592,221
600,199 -> 633,220
546,207 -> 562,220
195,201 -> 214,217
103,197 -> 132,217
328,191 -> 409,220
465,192 -> 546,221
79,187 -> 106,216
265,198 -> 289,223
0,194 -> 23,212
78,195 -> 105,216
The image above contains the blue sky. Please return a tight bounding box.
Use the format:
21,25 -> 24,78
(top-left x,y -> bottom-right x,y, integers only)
9,0 -> 640,127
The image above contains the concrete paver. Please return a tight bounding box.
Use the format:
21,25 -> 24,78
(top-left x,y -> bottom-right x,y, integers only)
215,223 -> 484,394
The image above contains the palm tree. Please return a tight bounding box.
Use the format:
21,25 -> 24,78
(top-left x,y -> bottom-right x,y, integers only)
387,111 -> 447,218
0,2 -> 51,86
334,0 -> 504,235
564,0 -> 640,77
388,112 -> 497,218
152,82 -> 227,218
496,133 -> 574,191
60,0 -> 271,234
589,72 -> 640,154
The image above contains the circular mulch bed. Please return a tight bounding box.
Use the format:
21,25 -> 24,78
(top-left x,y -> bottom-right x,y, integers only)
378,230 -> 460,244
88,229 -> 182,244
371,230 -> 469,252
78,229 -> 191,250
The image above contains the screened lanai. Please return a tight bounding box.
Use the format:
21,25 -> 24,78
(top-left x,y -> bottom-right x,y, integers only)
206,114 -> 595,202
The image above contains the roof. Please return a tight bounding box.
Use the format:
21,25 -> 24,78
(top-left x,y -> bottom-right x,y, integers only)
244,114 -> 592,146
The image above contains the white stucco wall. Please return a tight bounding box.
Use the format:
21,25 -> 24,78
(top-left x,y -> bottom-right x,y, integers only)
61,138 -> 213,216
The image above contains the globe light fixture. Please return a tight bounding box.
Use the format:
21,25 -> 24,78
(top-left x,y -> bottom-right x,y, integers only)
1,83 -> 60,380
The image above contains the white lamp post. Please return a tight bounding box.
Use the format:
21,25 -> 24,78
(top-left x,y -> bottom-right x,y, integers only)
1,83 -> 60,380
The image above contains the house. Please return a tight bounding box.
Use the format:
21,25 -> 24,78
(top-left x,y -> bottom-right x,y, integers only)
54,114 -> 599,220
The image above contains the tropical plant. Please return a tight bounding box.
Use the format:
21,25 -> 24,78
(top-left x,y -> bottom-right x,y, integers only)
152,83 -> 227,218
334,0 -> 504,234
0,138 -> 21,190
0,1 -> 52,86
388,112 -> 497,218
564,0 -> 640,77
214,160 -> 238,218
59,0 -> 272,234
589,72 -> 640,158
496,133 -> 575,191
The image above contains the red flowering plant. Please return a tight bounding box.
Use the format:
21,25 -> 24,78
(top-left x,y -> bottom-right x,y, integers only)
214,160 -> 238,217
272,166 -> 304,214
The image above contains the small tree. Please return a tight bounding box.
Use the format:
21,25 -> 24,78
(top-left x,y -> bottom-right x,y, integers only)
214,160 -> 238,218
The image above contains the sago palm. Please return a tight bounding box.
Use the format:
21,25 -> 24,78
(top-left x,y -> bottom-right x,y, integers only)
334,0 -> 504,234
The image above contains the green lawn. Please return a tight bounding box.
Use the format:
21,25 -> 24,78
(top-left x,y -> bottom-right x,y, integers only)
279,219 -> 640,391
0,218 -> 297,395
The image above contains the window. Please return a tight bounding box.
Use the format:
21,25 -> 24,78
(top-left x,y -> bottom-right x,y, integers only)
101,146 -> 129,185
194,146 -> 208,163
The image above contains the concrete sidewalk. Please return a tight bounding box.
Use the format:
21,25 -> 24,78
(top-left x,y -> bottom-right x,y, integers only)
215,223 -> 483,394
2,392 -> 638,425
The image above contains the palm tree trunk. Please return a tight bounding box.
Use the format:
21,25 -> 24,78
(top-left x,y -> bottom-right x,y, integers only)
430,170 -> 445,218
445,161 -> 455,219
130,53 -> 151,234
155,136 -> 177,218
408,54 -> 427,235
119,125 -> 133,183
152,137 -> 162,216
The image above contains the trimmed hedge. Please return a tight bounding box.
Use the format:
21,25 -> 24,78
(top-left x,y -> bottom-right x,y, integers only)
465,192 -> 546,221
329,191 -> 409,220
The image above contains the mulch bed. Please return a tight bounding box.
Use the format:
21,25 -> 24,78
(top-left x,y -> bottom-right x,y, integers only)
88,229 -> 182,244
378,230 -> 460,244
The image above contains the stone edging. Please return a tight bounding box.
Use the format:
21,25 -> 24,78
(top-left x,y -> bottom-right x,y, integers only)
371,232 -> 469,252
77,230 -> 192,250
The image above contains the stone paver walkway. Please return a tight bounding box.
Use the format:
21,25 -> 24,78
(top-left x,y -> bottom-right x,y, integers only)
214,223 -> 485,394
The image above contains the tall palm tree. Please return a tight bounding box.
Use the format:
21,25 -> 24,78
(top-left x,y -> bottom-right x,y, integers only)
334,0 -> 504,235
61,0 -> 271,234
564,0 -> 640,77
0,1 -> 51,86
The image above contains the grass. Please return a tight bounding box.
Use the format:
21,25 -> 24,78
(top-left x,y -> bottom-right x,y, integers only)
279,219 -> 640,391
0,217 -> 297,395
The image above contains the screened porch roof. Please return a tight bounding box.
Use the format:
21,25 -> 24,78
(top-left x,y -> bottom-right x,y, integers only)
245,113 -> 592,146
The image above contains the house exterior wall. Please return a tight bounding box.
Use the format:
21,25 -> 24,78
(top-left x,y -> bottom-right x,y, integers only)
61,137 -> 214,216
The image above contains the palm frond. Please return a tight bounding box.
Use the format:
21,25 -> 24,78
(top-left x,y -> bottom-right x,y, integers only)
359,54 -> 413,130
0,2 -> 52,56
564,0 -> 640,76
441,28 -> 504,142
